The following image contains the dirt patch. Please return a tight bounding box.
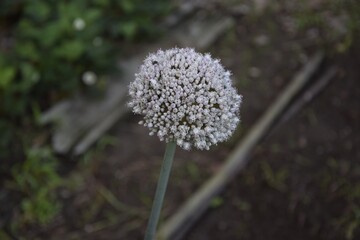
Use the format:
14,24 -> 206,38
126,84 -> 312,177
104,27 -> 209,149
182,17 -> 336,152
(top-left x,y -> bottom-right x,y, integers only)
185,50 -> 360,240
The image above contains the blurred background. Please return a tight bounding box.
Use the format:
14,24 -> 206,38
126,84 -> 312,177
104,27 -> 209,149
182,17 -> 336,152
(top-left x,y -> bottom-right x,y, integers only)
0,0 -> 359,239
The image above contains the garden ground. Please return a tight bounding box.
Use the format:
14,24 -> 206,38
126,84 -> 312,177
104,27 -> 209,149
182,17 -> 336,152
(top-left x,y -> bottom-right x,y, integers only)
13,1 -> 360,239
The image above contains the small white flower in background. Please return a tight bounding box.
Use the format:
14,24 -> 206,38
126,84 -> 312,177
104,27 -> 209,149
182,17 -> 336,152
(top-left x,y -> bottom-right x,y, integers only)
93,37 -> 103,47
73,18 -> 86,31
31,72 -> 40,82
249,67 -> 261,78
128,48 -> 242,150
82,71 -> 97,85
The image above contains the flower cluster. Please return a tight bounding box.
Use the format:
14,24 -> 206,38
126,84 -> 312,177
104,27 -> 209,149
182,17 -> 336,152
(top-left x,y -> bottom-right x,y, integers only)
128,48 -> 242,150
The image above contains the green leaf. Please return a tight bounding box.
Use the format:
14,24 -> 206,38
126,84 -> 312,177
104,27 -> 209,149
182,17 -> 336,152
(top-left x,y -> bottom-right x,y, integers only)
24,1 -> 50,22
120,21 -> 137,39
92,0 -> 110,7
19,63 -> 40,91
120,0 -> 135,13
210,196 -> 224,208
0,66 -> 16,88
39,21 -> 64,47
53,40 -> 85,60
17,19 -> 40,39
15,41 -> 40,60
85,8 -> 102,23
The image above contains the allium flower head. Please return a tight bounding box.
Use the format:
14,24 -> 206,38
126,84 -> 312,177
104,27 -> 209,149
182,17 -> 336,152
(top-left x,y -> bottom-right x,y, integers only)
128,48 -> 242,150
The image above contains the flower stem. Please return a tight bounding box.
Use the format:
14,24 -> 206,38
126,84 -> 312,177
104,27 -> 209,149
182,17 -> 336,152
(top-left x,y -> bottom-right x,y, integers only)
144,142 -> 176,240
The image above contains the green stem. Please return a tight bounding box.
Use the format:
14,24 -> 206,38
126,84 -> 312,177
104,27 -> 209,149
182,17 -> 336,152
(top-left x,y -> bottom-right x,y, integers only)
144,142 -> 176,240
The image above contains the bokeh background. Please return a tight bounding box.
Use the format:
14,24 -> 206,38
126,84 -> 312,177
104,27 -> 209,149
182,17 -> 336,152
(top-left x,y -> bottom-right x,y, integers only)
0,0 -> 359,239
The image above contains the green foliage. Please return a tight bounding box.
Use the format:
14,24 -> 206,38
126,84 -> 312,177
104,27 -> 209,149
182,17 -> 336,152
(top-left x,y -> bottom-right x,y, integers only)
9,147 -> 61,226
0,0 -> 170,156
0,0 -> 170,232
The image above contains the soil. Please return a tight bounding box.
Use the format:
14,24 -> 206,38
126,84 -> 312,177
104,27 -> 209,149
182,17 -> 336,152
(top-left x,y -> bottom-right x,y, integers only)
12,1 -> 360,240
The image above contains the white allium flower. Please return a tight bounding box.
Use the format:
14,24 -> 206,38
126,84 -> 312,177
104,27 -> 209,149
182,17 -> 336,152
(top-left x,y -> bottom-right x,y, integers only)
82,71 -> 97,85
129,48 -> 242,150
73,18 -> 86,31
